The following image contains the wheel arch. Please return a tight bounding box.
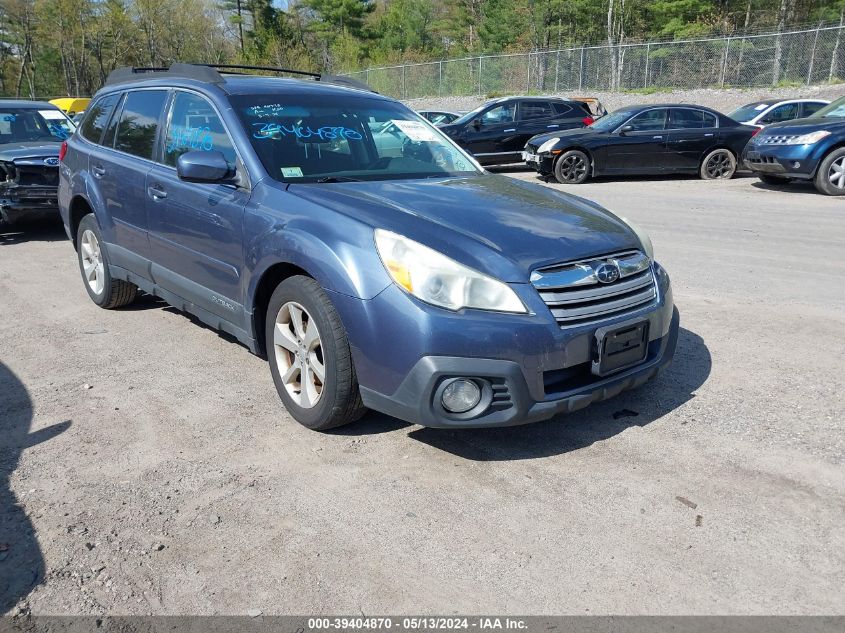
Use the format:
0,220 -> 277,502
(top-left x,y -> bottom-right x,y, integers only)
68,195 -> 95,249
810,142 -> 845,178
251,261 -> 313,357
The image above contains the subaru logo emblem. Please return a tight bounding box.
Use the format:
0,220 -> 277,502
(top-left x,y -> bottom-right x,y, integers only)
595,262 -> 620,284
44,157 -> 59,166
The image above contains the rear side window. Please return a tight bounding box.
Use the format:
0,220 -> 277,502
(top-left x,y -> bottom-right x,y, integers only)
520,101 -> 553,120
114,90 -> 168,160
555,102 -> 577,116
762,103 -> 800,124
669,109 -> 717,129
163,92 -> 236,168
80,94 -> 119,144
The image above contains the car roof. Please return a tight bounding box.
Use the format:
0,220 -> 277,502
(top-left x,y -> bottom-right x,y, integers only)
98,65 -> 389,103
618,103 -> 721,114
739,98 -> 828,107
0,99 -> 57,109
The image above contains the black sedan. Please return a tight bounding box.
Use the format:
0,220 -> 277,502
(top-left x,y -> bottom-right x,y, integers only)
439,96 -> 595,166
524,104 -> 756,184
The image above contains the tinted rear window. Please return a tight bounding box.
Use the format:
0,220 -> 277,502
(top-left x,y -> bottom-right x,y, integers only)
80,94 -> 120,144
114,90 -> 168,160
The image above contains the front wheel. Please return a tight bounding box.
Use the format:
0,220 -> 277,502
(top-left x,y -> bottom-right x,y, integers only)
814,147 -> 845,196
266,275 -> 366,431
700,149 -> 737,180
553,150 -> 590,184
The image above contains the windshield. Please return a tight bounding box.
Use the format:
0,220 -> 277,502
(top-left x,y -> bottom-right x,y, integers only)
0,108 -> 73,143
230,94 -> 481,183
588,110 -> 634,132
728,102 -> 771,122
811,96 -> 845,118
450,103 -> 489,126
38,109 -> 76,139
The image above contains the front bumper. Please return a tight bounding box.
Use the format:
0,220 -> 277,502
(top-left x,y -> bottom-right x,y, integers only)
743,145 -> 817,180
0,197 -> 59,224
523,150 -> 555,174
337,264 -> 678,428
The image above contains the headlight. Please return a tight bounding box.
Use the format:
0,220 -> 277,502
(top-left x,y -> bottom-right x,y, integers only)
374,229 -> 527,313
619,216 -> 654,260
784,130 -> 831,145
538,138 -> 559,154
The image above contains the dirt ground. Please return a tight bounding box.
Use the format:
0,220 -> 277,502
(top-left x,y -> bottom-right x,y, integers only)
0,171 -> 843,616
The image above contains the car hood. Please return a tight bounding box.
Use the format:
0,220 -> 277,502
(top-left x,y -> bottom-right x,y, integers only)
759,117 -> 845,135
287,174 -> 640,282
527,127 -> 596,147
0,141 -> 62,162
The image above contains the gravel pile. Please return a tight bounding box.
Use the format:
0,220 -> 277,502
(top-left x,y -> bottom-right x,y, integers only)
405,83 -> 845,115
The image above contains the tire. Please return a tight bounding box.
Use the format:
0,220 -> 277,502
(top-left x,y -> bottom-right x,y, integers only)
76,214 -> 138,309
758,174 -> 790,185
700,148 -> 737,180
266,275 -> 366,431
813,147 -> 845,196
553,149 -> 590,184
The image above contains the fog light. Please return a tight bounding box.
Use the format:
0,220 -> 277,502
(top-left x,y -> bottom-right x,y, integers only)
441,379 -> 481,413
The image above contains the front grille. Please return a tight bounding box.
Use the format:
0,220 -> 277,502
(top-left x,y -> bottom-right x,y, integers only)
759,135 -> 798,145
747,155 -> 778,164
531,250 -> 656,327
16,166 -> 59,186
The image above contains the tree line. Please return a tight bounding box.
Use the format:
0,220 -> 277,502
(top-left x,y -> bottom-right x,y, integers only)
1,0 -> 843,99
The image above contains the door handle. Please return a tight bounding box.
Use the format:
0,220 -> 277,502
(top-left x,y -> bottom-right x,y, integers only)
653,135 -> 664,139
147,185 -> 167,200
504,128 -> 516,132
704,133 -> 714,137
547,124 -> 560,128
91,165 -> 105,178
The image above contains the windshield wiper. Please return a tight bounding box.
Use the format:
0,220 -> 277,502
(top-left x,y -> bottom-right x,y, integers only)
315,176 -> 363,183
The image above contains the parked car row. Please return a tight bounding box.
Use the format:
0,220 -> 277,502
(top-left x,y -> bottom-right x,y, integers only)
417,94 -> 844,195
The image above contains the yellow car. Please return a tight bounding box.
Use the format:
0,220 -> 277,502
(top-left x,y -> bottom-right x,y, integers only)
48,97 -> 91,117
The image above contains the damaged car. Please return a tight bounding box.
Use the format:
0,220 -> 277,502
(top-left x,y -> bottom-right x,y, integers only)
0,100 -> 75,227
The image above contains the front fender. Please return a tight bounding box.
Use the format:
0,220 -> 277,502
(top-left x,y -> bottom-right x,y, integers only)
243,213 -> 391,305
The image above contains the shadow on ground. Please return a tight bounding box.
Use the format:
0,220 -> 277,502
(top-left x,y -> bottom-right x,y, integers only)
0,363 -> 70,613
350,326 -> 710,461
0,219 -> 67,246
750,179 -> 821,195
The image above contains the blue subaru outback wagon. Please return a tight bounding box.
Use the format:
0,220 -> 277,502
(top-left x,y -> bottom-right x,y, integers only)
58,64 -> 679,430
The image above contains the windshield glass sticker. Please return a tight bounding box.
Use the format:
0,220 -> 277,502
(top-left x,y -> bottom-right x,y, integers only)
390,119 -> 438,142
252,123 -> 362,141
754,104 -> 769,111
281,166 -> 304,178
1,114 -> 16,121
167,126 -> 214,153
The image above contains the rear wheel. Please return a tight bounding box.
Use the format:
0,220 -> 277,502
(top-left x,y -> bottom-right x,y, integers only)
700,149 -> 737,180
553,150 -> 590,184
758,174 -> 790,185
266,275 -> 366,431
814,147 -> 845,196
76,214 -> 138,309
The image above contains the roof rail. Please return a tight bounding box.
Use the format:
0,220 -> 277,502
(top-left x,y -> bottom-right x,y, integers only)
104,63 -> 376,93
105,64 -> 226,86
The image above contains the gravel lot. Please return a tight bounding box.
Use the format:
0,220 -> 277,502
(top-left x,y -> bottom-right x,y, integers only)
1,171 -> 843,616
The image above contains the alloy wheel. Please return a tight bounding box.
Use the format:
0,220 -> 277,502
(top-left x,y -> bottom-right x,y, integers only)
80,229 -> 104,295
559,154 -> 587,182
273,301 -> 325,409
705,151 -> 733,178
827,156 -> 845,189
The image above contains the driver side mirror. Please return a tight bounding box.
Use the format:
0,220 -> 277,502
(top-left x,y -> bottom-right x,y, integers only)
176,150 -> 232,183
619,125 -> 634,135
471,118 -> 483,130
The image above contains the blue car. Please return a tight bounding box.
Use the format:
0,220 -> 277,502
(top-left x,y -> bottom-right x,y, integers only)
743,96 -> 845,195
58,64 -> 678,430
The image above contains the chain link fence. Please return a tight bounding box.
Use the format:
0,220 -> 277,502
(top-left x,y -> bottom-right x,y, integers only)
345,24 -> 845,100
